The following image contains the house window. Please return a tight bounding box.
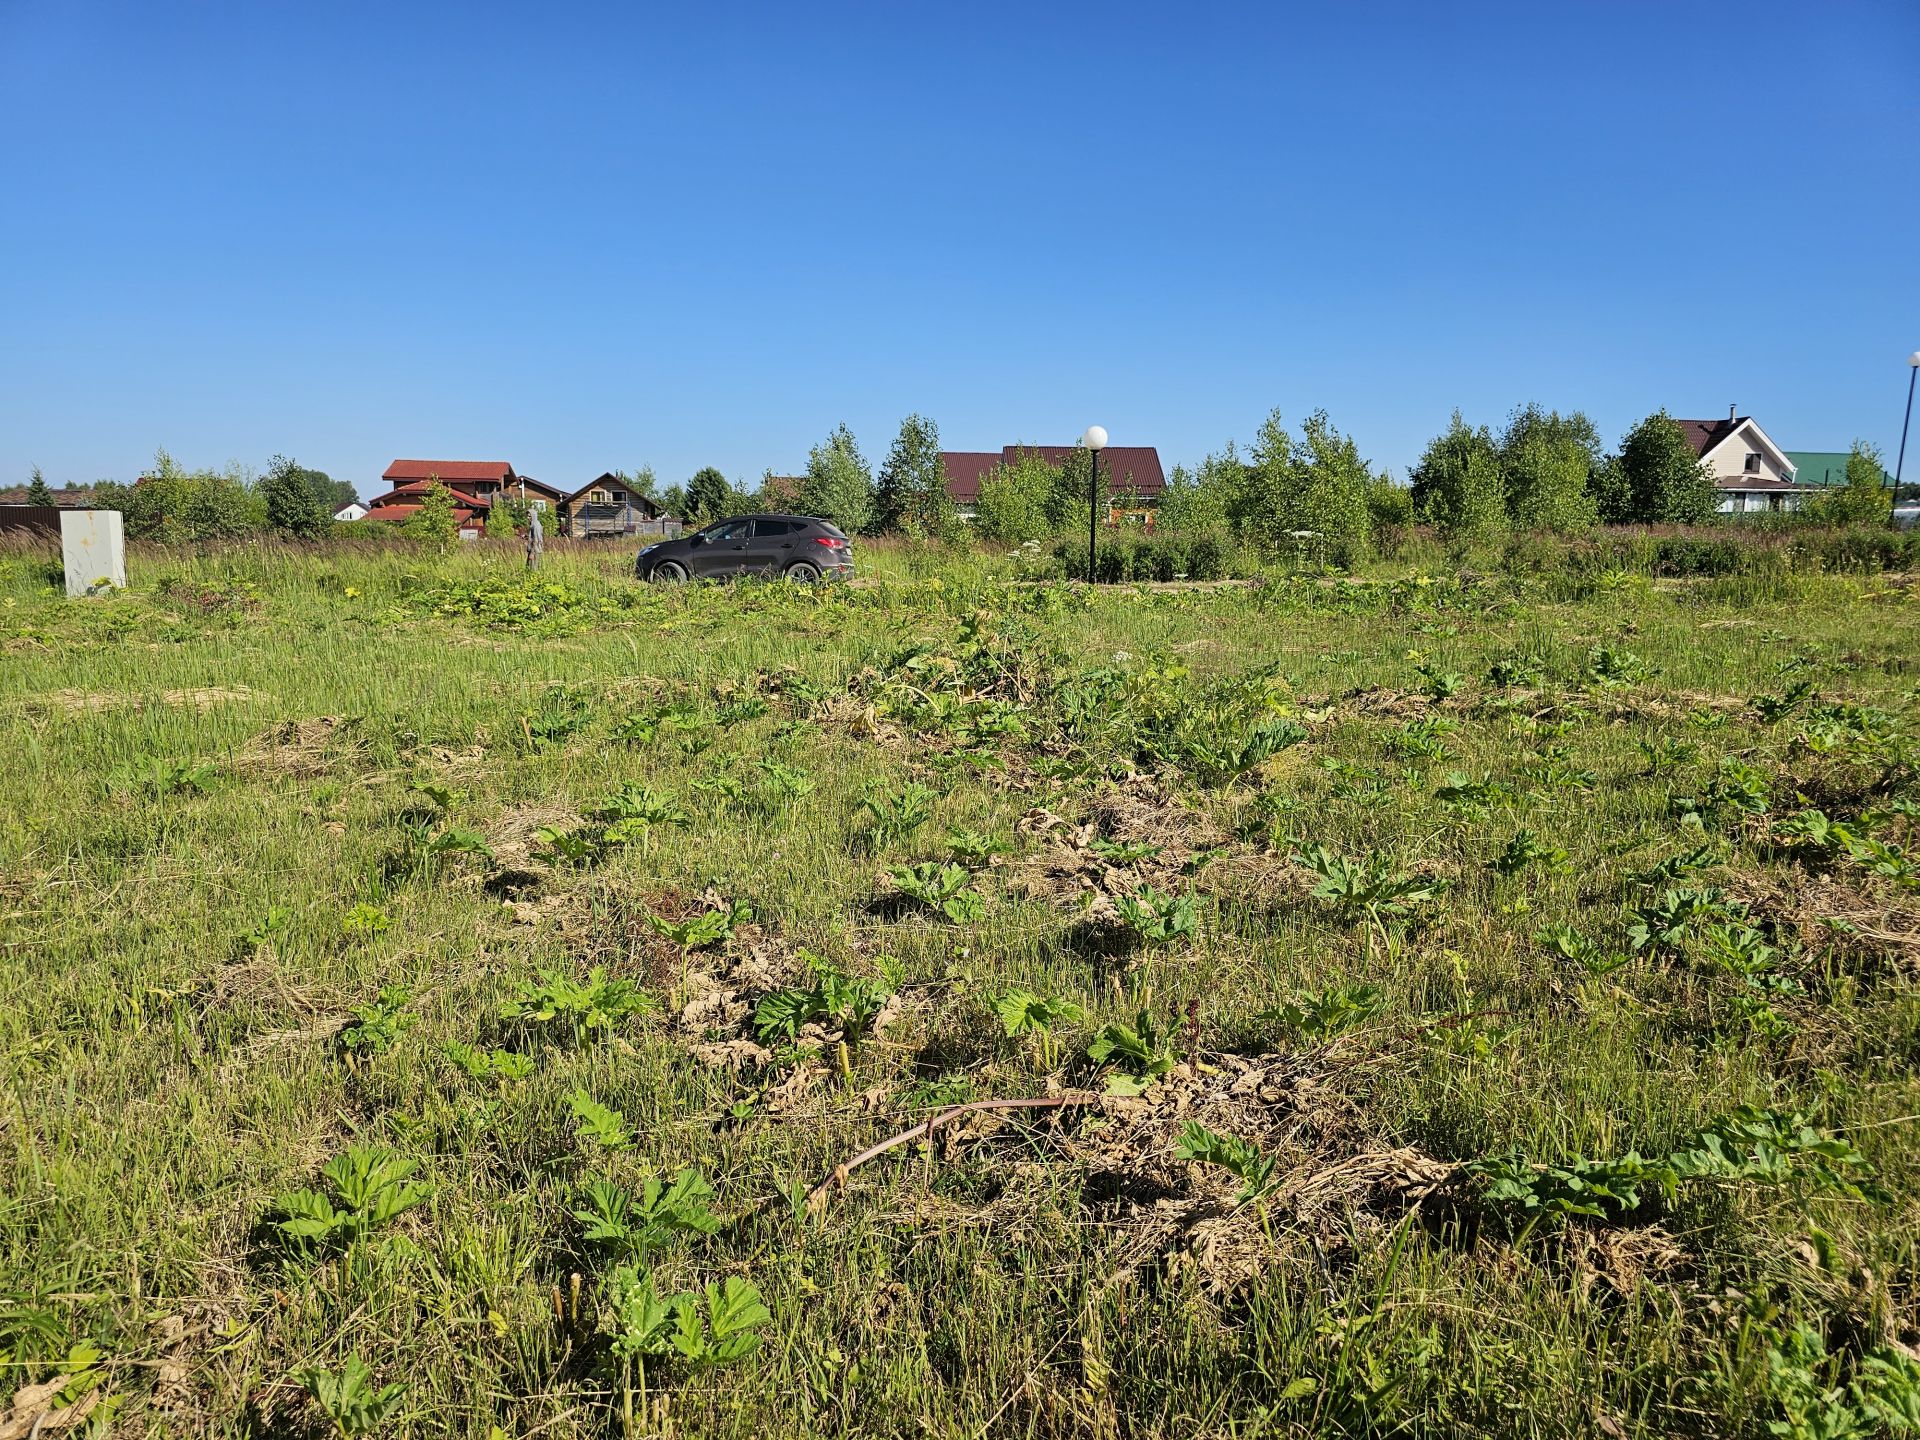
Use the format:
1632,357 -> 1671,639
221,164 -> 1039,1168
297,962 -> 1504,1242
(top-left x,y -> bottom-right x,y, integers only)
590,490 -> 609,503
1743,453 -> 1761,473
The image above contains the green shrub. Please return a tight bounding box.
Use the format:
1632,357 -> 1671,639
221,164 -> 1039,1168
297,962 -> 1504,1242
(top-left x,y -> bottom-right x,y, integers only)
1184,532 -> 1229,579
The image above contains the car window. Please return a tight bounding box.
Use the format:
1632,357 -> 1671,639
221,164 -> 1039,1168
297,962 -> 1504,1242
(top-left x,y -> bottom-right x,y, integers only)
704,520 -> 746,541
818,522 -> 848,539
751,519 -> 795,537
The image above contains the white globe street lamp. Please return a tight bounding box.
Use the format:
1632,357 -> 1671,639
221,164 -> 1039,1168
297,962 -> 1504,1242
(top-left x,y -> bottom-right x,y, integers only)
1082,426 -> 1108,581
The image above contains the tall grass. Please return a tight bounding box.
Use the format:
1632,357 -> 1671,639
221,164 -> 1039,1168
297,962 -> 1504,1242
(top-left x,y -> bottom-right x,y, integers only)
0,533 -> 1915,1437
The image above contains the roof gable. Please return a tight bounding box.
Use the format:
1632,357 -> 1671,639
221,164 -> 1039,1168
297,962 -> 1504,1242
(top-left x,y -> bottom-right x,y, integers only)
1672,417 -> 1793,474
368,480 -> 493,508
564,473 -> 663,512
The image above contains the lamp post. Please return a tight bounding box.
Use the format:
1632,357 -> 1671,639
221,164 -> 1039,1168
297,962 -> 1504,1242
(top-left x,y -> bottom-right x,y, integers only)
1082,425 -> 1108,582
1896,351 -> 1920,528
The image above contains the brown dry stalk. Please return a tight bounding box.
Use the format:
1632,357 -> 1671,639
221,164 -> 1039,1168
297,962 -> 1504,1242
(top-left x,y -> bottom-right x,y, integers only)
803,1095 -> 1098,1212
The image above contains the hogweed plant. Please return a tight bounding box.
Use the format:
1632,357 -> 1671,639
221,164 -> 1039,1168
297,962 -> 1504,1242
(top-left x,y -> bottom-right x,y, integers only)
131,757 -> 217,799
442,1042 -> 533,1082
716,696 -> 770,726
1115,885 -> 1197,947
271,1145 -> 432,1254
499,968 -> 657,1044
646,897 -> 751,970
340,901 -> 392,937
993,988 -> 1085,1070
859,781 -> 938,848
293,1355 -> 408,1439
418,824 -> 494,868
1260,983 -> 1384,1044
1487,653 -> 1546,689
1638,736 -> 1699,777
568,1088 -> 634,1149
1625,886 -> 1735,954
1296,845 -> 1447,945
572,1170 -> 721,1262
1086,1010 -> 1180,1095
338,986 -> 413,1058
238,904 -> 294,955
754,958 -> 894,1079
889,861 -> 987,924
1174,1121 -> 1280,1208
1414,661 -> 1465,700
594,782 -> 690,833
1088,836 -> 1163,865
944,828 -> 1009,863
1584,644 -> 1651,687
1183,716 -> 1308,788
1762,1322 -> 1920,1440
603,1268 -> 770,1432
753,759 -> 815,805
1626,844 -> 1720,889
1490,829 -> 1569,877
1468,1105 -> 1880,1243
1752,680 -> 1818,724
1534,923 -> 1631,977
411,781 -> 464,814
1388,716 -> 1458,761
521,692 -> 593,750
1434,771 -> 1517,820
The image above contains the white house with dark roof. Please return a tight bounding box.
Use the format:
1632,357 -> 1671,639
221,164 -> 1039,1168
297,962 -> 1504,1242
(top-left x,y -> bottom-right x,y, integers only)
1673,410 -> 1804,513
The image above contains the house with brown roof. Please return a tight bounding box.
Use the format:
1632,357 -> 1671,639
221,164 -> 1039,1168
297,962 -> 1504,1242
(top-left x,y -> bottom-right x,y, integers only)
941,444 -> 1167,521
1672,411 -> 1805,513
558,474 -> 681,539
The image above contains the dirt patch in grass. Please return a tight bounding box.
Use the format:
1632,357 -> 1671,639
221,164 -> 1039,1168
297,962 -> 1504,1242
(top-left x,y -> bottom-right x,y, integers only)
483,803 -> 579,893
1111,1115 -> 1445,1292
1320,684 -> 1439,720
675,931 -> 807,1068
888,1048 -> 1450,1296
236,714 -> 369,777
1564,1224 -> 1689,1304
18,684 -> 272,718
1011,781 -> 1231,913
1727,867 -> 1920,977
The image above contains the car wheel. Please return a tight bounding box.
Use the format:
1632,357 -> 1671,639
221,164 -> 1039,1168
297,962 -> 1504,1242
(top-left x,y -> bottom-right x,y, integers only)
653,560 -> 689,584
784,560 -> 822,583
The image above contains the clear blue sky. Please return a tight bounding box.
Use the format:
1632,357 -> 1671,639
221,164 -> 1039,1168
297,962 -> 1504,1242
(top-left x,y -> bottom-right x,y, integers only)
3,0 -> 1917,500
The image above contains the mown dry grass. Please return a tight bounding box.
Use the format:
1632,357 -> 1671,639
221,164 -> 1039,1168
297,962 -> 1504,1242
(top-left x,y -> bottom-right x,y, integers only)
0,535 -> 1917,1438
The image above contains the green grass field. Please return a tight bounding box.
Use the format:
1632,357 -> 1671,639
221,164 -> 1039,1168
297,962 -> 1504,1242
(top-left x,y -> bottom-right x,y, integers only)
2,536 -> 1917,1438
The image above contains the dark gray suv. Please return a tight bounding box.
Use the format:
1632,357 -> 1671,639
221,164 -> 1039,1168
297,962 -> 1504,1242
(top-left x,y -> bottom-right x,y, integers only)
634,514 -> 853,583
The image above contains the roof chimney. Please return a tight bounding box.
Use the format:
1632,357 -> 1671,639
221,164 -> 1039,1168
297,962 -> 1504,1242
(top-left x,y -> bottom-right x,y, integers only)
1729,404 -> 1737,422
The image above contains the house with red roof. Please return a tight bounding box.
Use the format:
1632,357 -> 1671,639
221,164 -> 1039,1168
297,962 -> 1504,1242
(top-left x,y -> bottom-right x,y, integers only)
941,444 -> 1167,522
1672,411 -> 1806,514
363,460 -> 566,538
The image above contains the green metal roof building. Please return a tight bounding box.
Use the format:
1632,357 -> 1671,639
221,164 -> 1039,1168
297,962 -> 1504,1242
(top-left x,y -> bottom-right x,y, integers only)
1784,450 -> 1890,488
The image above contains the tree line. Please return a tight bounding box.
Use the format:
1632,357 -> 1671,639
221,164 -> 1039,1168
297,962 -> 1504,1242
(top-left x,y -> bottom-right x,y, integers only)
624,415 -> 958,539
1150,406 -> 1892,561
19,407 -> 1894,549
